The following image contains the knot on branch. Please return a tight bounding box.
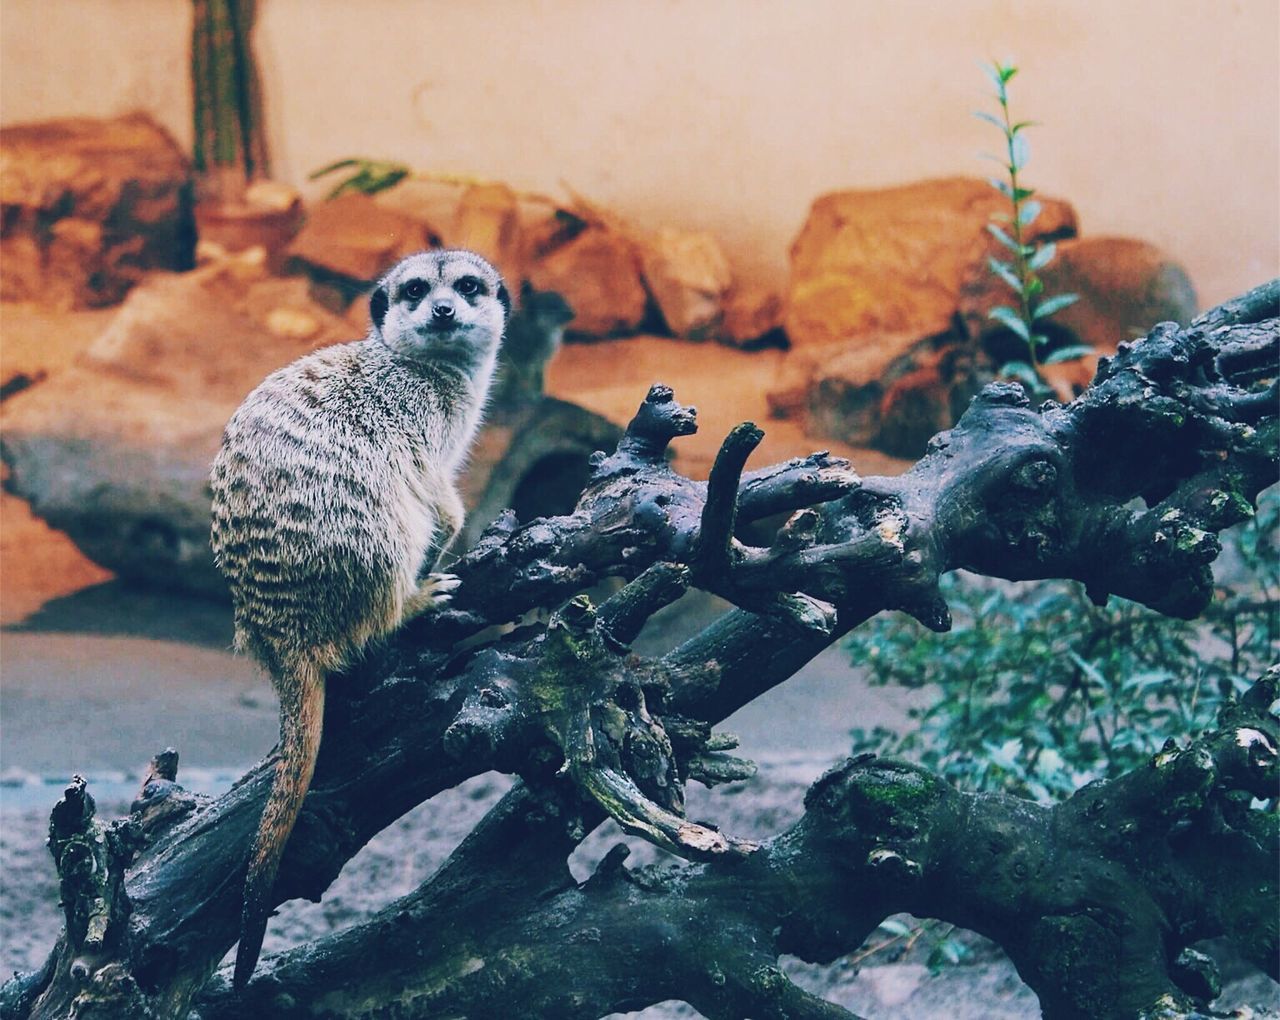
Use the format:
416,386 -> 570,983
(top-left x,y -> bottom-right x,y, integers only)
43,774 -> 146,1008
517,593 -> 758,860
605,383 -> 699,472
804,758 -> 950,872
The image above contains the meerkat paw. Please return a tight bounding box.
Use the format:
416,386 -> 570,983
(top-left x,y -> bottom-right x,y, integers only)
405,572 -> 461,618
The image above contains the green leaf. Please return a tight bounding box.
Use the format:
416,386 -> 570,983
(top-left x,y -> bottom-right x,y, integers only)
928,939 -> 965,974
1010,120 -> 1038,133
986,176 -> 1013,198
1000,64 -> 1019,84
974,111 -> 1006,131
1067,651 -> 1108,688
1026,276 -> 1045,298
1017,199 -> 1042,227
1027,242 -> 1057,271
308,158 -> 359,179
1034,293 -> 1080,319
1043,344 -> 1095,365
1013,186 -> 1036,202
986,223 -> 1022,253
987,257 -> 1023,294
878,918 -> 914,938
1030,332 -> 1050,349
989,305 -> 1031,340
999,360 -> 1042,387
1010,133 -> 1030,171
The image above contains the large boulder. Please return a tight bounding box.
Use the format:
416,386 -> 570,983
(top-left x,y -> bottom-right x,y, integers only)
785,176 -> 1077,349
0,258 -> 349,595
0,113 -> 195,308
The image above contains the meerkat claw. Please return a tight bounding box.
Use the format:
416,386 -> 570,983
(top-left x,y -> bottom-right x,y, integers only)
424,571 -> 462,595
406,572 -> 461,616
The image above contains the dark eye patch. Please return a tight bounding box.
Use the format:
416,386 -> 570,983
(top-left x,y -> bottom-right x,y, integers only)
454,275 -> 485,298
401,279 -> 428,302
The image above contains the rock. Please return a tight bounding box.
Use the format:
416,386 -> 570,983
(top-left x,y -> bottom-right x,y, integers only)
792,330 -> 981,459
452,183 -> 524,287
639,227 -> 732,339
0,113 -> 195,308
874,344 -> 981,458
527,227 -> 648,338
1038,351 -> 1101,403
0,263 -> 350,595
373,177 -> 460,236
720,283 -> 785,348
959,236 -> 1197,353
1040,236 -> 1197,344
490,286 -> 574,417
193,179 -> 303,271
1,261 -> 619,596
786,176 -> 1077,349
286,192 -> 438,290
764,354 -> 814,420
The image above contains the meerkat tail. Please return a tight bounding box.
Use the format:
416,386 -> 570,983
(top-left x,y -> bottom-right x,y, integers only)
234,659 -> 326,988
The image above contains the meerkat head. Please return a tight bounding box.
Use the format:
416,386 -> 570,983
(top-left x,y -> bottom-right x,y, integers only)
369,250 -> 510,373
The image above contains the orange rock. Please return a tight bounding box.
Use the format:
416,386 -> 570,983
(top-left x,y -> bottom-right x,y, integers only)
720,283 -> 785,347
639,227 -> 732,339
1041,237 -> 1197,345
786,177 -> 1077,349
453,183 -> 524,286
527,227 -> 648,337
764,352 -> 818,419
287,193 -> 436,283
0,113 -> 194,308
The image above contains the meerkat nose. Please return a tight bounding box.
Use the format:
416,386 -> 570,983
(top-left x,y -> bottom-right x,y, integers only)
431,300 -> 456,322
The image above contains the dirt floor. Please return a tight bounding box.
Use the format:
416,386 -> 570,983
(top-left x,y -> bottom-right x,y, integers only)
1,302 -> 1275,1017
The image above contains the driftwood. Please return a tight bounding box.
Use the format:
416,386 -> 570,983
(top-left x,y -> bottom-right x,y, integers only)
2,281 -> 1277,1020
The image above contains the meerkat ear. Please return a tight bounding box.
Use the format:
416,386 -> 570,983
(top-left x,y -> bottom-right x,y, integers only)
370,285 -> 390,332
497,282 -> 512,320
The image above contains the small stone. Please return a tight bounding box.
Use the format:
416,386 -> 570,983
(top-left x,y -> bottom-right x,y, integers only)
264,307 -> 321,341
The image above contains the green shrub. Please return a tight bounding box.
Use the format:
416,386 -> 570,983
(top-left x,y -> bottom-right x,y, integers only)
846,487 -> 1279,802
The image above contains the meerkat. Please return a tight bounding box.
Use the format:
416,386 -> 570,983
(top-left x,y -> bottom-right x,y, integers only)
209,249 -> 509,987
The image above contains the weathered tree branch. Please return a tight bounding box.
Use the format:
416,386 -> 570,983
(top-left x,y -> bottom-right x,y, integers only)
5,280 -> 1277,1020
191,667 -> 1279,1020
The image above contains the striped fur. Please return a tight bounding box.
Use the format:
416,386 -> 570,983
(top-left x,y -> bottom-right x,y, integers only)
210,250 -> 507,987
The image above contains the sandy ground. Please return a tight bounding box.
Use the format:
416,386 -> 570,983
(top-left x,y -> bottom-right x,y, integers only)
1,303 -> 1275,1017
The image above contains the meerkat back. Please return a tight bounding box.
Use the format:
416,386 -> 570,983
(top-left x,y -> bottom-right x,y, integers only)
210,249 -> 509,986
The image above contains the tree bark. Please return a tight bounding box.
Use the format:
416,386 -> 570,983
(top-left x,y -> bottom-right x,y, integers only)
3,281 -> 1276,1020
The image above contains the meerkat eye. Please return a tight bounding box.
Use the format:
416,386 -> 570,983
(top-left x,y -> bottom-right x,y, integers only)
402,279 -> 427,302
454,276 -> 484,297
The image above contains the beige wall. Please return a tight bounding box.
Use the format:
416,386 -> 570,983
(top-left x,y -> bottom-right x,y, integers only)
3,0 -> 1276,307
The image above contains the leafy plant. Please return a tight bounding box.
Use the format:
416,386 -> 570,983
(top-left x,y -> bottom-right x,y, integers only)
310,158 -> 411,199
976,61 -> 1087,394
846,486 -> 1279,803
